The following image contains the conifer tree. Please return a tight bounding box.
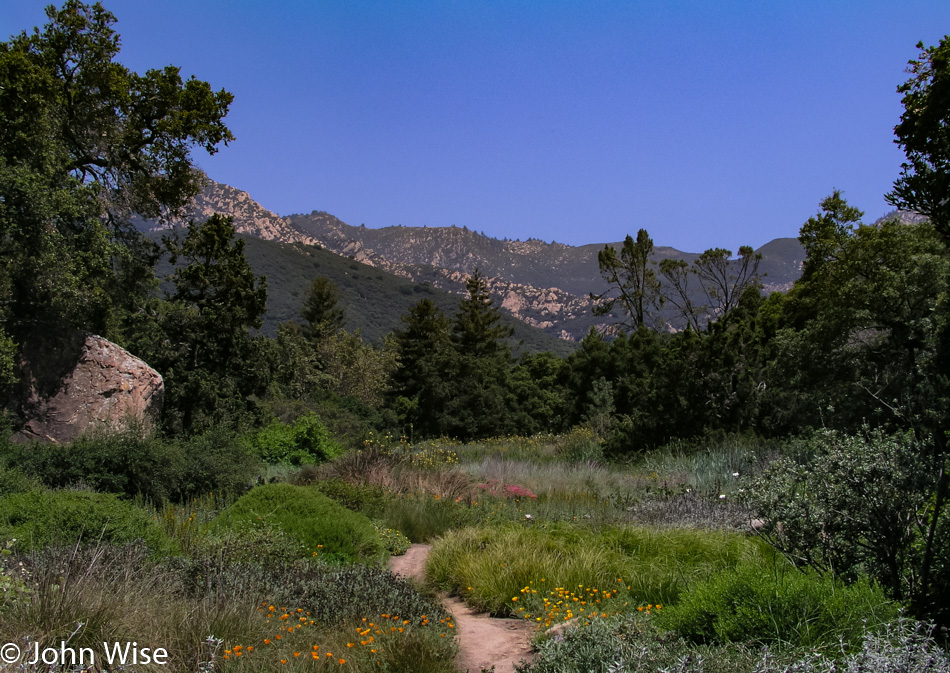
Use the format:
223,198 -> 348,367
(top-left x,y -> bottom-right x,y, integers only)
452,269 -> 513,357
389,299 -> 453,436
443,270 -> 514,439
301,276 -> 345,342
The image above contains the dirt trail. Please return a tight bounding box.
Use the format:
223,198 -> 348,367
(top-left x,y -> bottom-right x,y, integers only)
389,543 -> 535,673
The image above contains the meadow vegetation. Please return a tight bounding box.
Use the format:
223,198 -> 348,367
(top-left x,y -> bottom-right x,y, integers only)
0,429 -> 946,672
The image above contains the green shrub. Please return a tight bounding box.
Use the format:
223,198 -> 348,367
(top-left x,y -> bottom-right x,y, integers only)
175,427 -> 261,499
374,520 -> 411,555
743,429 -> 948,625
517,613 -> 766,673
0,425 -> 259,505
313,478 -> 388,517
213,483 -> 386,564
0,464 -> 40,496
248,413 -> 343,465
277,563 -> 448,626
200,519 -> 309,569
655,564 -> 900,651
0,489 -> 173,553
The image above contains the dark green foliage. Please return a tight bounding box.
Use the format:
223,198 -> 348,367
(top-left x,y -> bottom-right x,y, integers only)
389,298 -> 454,437
888,35 -> 950,242
509,352 -> 570,435
442,270 -> 517,440
562,193 -> 949,454
312,478 -> 389,518
389,273 -> 532,440
0,489 -> 172,553
134,215 -> 270,432
0,1 -> 232,371
300,276 -> 345,340
308,394 -> 387,447
0,463 -> 40,496
165,215 -> 267,336
267,320 -> 329,401
773,198 -> 949,434
744,429 -> 950,625
1,426 -> 258,505
453,269 -> 514,359
214,483 -> 386,564
247,413 -> 342,465
655,564 -> 899,651
797,190 -> 864,282
592,229 -> 662,331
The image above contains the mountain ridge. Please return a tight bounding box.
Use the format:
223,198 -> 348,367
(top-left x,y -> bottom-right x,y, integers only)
141,178 -> 812,341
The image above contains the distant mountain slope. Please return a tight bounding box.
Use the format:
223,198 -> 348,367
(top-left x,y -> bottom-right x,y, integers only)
137,180 -> 318,245
150,230 -> 577,357
283,209 -> 806,337
140,179 -> 813,341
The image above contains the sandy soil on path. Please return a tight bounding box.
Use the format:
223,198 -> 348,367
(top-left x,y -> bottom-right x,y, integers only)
389,544 -> 535,673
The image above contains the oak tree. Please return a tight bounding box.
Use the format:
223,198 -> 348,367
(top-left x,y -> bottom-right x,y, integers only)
0,1 -> 232,389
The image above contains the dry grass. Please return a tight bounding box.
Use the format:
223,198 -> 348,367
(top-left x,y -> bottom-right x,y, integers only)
315,446 -> 473,501
0,543 -> 264,672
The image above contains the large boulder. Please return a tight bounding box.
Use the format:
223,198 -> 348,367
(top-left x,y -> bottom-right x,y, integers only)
15,333 -> 163,444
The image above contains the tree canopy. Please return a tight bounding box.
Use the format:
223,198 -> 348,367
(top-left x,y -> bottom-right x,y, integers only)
887,35 -> 950,242
0,0 -> 233,383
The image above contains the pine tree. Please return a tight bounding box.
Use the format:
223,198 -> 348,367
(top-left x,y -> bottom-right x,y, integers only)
389,299 -> 453,436
301,276 -> 345,341
453,269 -> 513,358
443,270 -> 515,439
138,214 -> 268,432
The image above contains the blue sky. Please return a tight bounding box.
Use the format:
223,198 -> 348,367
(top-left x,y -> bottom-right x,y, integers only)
4,1 -> 950,252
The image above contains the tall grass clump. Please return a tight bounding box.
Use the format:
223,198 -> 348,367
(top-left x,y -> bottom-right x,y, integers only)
556,427 -> 604,464
655,564 -> 901,652
378,492 -> 472,542
213,483 -> 386,564
426,522 -> 770,616
636,435 -> 769,498
0,543 -> 266,671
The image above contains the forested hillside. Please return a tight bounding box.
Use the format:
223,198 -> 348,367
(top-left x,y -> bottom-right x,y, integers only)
141,179 -> 809,340
152,230 -> 576,355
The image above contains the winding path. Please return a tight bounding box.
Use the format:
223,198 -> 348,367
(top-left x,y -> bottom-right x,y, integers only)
389,544 -> 535,673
